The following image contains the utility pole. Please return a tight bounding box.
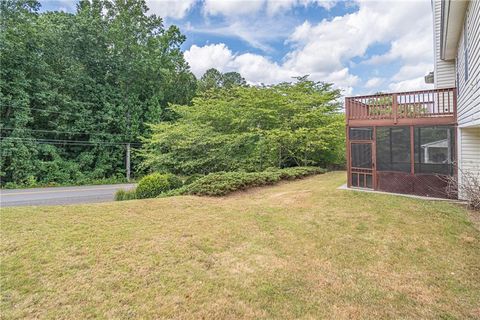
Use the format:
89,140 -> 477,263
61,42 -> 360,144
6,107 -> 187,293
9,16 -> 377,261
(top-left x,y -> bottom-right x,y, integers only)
126,143 -> 131,182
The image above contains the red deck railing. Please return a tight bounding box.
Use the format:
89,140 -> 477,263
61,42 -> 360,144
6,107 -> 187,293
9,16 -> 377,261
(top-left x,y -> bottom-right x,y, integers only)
346,88 -> 456,123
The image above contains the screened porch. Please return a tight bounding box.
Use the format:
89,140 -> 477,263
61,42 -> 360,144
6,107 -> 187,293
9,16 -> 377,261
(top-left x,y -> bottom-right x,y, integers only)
345,88 -> 457,198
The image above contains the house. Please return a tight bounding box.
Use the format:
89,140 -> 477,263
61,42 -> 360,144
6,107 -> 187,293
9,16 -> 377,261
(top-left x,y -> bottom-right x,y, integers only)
345,0 -> 479,199
433,0 -> 480,199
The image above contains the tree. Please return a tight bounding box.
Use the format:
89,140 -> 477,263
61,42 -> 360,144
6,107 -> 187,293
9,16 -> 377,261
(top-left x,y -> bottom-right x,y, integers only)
141,78 -> 345,175
197,68 -> 247,93
0,0 -> 198,186
197,68 -> 223,92
0,0 -> 41,185
222,72 -> 246,88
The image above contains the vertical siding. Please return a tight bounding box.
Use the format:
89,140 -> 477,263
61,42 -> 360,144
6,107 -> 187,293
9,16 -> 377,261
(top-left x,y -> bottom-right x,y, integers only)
458,127 -> 480,200
456,0 -> 480,127
433,0 -> 456,88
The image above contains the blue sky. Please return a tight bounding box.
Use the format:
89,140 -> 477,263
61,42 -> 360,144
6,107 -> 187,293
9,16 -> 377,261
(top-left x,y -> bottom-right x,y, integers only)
40,0 -> 435,96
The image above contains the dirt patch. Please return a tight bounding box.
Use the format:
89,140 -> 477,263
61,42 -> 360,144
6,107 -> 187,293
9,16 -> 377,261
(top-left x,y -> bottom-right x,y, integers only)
268,190 -> 313,206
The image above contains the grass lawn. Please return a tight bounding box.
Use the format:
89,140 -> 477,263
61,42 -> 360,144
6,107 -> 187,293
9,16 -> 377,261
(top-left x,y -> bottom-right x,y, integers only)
1,171 -> 479,319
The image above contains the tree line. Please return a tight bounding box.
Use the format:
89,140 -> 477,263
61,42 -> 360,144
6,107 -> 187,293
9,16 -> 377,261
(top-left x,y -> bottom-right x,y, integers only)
0,0 -> 344,187
1,0 -> 196,187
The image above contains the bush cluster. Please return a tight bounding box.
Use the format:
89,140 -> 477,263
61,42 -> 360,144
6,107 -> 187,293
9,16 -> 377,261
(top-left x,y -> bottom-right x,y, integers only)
182,167 -> 325,196
116,167 -> 325,200
135,173 -> 181,199
116,172 -> 183,201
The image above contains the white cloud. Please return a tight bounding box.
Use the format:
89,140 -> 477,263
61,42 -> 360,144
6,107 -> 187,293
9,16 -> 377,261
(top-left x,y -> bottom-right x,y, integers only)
184,43 -> 235,76
284,0 -> 435,94
392,62 -> 432,82
202,0 -> 337,17
388,77 -> 432,92
146,0 -> 196,19
203,0 -> 264,16
184,43 -> 358,95
266,0 -> 337,15
364,77 -> 384,89
285,1 -> 432,72
185,21 -> 284,52
185,0 -> 435,96
365,28 -> 433,66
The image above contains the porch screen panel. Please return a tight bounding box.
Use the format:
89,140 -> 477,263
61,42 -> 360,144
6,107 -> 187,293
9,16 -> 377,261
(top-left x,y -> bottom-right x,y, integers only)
376,127 -> 411,172
351,143 -> 372,168
414,126 -> 455,175
349,127 -> 373,140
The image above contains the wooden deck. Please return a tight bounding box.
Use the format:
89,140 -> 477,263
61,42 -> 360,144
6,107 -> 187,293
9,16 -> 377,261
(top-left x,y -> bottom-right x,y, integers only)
346,88 -> 457,126
345,88 -> 457,199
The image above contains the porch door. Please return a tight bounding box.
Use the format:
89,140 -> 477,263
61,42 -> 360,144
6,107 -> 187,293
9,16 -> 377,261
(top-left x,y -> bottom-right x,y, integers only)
350,142 -> 374,189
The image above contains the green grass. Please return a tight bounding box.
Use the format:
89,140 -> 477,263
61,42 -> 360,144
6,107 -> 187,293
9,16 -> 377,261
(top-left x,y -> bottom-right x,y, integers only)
1,172 -> 479,319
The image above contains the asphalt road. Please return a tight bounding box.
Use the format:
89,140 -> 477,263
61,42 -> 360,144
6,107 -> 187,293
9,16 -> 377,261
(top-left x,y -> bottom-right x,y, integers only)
0,184 -> 136,207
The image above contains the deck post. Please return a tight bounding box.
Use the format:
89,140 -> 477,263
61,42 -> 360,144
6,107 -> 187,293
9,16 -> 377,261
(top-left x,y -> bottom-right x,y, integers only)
392,93 -> 398,124
410,126 -> 414,175
345,98 -> 350,187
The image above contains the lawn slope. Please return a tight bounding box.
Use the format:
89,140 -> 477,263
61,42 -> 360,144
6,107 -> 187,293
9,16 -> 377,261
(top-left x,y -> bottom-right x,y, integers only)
1,172 -> 479,319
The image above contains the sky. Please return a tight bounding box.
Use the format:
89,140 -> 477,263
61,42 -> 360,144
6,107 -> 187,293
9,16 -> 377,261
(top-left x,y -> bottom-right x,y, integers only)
40,0 -> 436,96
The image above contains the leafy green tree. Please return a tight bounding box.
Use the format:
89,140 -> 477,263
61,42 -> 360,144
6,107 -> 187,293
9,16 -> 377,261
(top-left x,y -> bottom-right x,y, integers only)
0,0 -> 41,185
141,78 -> 345,175
197,68 -> 247,93
0,0 -> 198,186
197,68 -> 223,92
222,72 -> 246,89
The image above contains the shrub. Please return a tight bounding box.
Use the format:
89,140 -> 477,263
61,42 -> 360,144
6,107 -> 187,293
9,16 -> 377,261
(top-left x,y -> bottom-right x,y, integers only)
166,173 -> 183,189
180,167 -> 325,197
136,173 -> 172,199
159,186 -> 189,197
277,167 -> 326,179
183,174 -> 204,186
115,189 -> 137,201
442,168 -> 480,210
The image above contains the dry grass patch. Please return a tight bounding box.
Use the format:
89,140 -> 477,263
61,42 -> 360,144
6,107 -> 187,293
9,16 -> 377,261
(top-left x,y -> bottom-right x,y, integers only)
1,172 -> 479,319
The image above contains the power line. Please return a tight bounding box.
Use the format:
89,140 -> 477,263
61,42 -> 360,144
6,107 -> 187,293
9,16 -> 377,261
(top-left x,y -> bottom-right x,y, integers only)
9,106 -> 122,121
0,127 -> 127,137
0,137 -> 141,147
12,106 -> 95,117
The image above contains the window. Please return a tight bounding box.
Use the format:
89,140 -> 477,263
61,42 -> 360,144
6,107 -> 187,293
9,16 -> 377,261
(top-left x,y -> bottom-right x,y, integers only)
351,143 -> 372,168
376,127 -> 411,172
349,127 -> 373,140
414,126 -> 455,175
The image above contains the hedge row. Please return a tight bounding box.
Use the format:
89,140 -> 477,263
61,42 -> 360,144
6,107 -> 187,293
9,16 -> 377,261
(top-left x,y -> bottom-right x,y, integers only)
177,167 -> 325,197
116,167 -> 326,200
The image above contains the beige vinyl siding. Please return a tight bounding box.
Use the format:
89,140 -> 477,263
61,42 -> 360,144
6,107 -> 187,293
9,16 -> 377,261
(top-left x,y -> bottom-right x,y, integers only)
456,0 -> 480,127
458,127 -> 480,200
433,0 -> 456,88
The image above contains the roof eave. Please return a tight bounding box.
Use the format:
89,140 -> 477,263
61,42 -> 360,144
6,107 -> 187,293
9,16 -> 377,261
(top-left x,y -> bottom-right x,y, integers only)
440,0 -> 468,61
